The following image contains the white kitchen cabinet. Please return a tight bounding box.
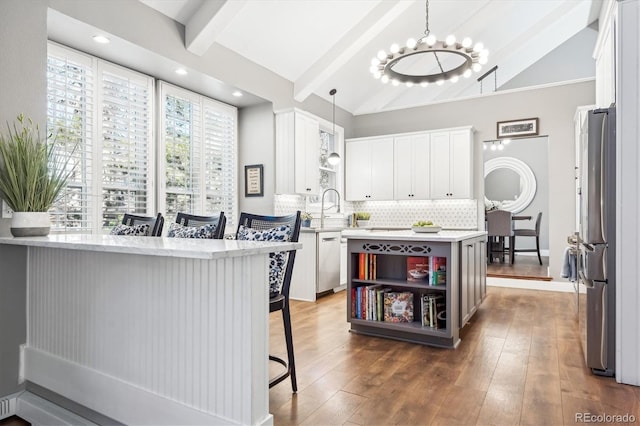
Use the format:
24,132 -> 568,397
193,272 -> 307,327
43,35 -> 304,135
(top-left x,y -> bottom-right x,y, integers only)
275,110 -> 320,195
394,133 -> 430,200
429,128 -> 473,199
345,137 -> 394,201
289,231 -> 317,301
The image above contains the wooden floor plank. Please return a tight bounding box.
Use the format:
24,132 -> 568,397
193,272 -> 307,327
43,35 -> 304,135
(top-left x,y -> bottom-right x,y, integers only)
269,287 -> 640,425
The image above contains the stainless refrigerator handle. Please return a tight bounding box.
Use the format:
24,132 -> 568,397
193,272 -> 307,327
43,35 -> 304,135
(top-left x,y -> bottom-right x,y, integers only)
600,284 -> 608,368
600,113 -> 607,241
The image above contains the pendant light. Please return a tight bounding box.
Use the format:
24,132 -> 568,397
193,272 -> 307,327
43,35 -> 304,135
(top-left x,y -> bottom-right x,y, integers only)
327,89 -> 341,166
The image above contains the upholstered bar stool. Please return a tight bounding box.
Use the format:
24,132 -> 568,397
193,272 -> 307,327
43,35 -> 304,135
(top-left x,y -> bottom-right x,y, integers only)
167,212 -> 226,239
111,213 -> 164,236
235,211 -> 301,392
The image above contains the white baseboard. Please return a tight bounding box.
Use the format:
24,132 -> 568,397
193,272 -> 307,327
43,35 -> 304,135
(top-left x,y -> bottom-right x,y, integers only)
16,392 -> 98,426
487,276 -> 578,293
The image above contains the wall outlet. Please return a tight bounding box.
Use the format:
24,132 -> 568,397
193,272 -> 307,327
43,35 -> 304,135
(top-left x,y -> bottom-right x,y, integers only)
1,200 -> 12,218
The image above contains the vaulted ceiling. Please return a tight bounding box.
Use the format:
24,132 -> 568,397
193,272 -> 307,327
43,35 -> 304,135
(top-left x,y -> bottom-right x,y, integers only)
139,0 -> 601,115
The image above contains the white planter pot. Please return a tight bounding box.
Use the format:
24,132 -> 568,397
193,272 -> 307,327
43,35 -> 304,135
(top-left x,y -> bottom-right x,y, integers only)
10,212 -> 51,237
357,220 -> 370,228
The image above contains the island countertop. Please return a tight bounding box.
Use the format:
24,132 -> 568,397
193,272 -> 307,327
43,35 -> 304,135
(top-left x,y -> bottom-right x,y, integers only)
341,229 -> 486,242
0,234 -> 301,260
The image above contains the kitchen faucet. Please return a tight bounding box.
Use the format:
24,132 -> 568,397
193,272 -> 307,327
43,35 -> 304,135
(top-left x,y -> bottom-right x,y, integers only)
320,188 -> 341,229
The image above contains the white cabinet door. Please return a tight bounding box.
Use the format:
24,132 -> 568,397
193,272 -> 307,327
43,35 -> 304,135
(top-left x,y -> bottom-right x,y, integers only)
394,133 -> 430,200
345,141 -> 371,200
345,137 -> 393,201
294,113 -> 320,195
429,131 -> 452,198
289,231 -> 317,301
449,129 -> 472,199
370,138 -> 394,200
429,129 -> 472,199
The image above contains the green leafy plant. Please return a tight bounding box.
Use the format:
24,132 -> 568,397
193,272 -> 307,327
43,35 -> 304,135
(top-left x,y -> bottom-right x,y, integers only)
301,212 -> 313,220
0,114 -> 76,212
356,212 -> 371,220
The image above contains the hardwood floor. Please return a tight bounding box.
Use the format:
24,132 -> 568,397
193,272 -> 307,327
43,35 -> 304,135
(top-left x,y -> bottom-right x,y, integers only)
270,288 -> 640,425
486,254 -> 551,281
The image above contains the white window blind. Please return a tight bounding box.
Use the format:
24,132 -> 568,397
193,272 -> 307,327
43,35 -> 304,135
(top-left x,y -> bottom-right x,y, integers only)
98,62 -> 154,231
159,82 -> 237,227
47,43 -> 154,233
47,44 -> 95,232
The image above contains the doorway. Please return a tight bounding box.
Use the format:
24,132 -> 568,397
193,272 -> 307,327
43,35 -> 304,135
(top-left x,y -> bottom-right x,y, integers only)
483,136 -> 550,280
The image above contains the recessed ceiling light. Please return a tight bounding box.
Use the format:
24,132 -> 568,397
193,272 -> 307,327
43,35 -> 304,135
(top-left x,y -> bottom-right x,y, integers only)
93,35 -> 110,44
175,68 -> 188,76
232,91 -> 243,97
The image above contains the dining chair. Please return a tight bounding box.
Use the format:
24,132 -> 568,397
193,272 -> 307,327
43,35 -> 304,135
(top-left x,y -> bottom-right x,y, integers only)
512,212 -> 543,265
235,211 -> 301,392
168,212 -> 226,239
111,213 -> 164,236
486,209 -> 514,263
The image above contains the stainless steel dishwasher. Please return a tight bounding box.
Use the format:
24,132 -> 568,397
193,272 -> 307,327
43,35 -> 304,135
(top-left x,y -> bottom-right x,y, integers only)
317,231 -> 341,293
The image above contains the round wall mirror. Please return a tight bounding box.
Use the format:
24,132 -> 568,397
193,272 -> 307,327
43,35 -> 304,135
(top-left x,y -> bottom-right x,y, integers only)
484,157 -> 536,214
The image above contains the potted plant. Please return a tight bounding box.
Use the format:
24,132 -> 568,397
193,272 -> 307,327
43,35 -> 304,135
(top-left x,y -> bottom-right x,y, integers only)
0,114 -> 76,237
356,212 -> 371,227
300,212 -> 313,227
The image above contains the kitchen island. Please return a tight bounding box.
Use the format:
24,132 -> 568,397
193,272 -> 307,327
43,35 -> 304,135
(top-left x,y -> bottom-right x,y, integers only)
343,229 -> 487,348
0,234 -> 301,426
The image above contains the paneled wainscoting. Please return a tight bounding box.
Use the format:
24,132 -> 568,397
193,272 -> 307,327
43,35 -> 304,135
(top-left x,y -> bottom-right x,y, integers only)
269,288 -> 640,425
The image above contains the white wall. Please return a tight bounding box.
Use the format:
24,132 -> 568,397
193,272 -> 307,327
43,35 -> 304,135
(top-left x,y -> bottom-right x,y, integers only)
238,103 -> 276,217
352,80 -> 595,279
616,0 -> 640,387
0,0 -> 47,397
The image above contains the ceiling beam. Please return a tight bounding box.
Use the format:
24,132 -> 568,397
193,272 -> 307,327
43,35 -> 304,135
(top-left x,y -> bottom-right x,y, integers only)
293,0 -> 413,103
185,0 -> 247,56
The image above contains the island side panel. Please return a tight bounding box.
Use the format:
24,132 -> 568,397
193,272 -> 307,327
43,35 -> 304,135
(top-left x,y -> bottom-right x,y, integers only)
25,246 -> 271,426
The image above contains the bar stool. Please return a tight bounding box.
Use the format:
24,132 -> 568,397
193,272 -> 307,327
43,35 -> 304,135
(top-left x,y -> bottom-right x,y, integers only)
167,212 -> 226,239
235,211 -> 301,392
111,213 -> 164,236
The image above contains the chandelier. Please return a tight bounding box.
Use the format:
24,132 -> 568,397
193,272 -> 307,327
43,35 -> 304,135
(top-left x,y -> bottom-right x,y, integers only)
370,0 -> 489,86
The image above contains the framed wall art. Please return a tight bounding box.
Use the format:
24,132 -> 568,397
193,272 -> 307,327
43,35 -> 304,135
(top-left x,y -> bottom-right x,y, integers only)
497,117 -> 539,138
244,164 -> 264,197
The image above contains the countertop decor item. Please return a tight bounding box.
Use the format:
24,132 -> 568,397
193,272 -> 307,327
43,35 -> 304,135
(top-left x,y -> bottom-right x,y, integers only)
301,212 -> 312,227
0,114 -> 77,236
370,0 -> 488,86
412,225 -> 442,233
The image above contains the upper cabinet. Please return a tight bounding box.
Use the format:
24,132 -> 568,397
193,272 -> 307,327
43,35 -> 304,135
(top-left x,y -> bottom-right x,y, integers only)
429,128 -> 473,199
394,133 -> 430,200
346,126 -> 473,202
594,0 -> 616,108
345,137 -> 394,201
275,109 -> 343,197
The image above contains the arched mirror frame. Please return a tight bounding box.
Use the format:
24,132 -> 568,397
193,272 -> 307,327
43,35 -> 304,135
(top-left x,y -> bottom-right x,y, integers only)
484,157 -> 537,214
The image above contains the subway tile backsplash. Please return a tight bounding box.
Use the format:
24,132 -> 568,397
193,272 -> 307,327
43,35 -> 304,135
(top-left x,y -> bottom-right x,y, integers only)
274,195 -> 478,230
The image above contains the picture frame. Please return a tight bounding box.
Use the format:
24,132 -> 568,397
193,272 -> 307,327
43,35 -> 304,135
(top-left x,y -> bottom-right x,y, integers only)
244,164 -> 264,197
497,117 -> 539,138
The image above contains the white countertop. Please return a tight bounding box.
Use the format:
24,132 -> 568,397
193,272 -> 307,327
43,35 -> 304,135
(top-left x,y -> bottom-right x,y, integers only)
0,234 -> 302,260
341,229 -> 486,242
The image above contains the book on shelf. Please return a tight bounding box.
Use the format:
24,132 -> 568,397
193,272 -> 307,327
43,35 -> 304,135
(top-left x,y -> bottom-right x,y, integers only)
407,256 -> 429,282
357,252 -> 378,280
430,256 -> 447,285
421,293 -> 445,328
383,291 -> 414,323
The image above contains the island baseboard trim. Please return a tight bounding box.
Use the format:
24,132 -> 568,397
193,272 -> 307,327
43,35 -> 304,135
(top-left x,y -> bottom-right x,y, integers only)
24,347 -> 247,425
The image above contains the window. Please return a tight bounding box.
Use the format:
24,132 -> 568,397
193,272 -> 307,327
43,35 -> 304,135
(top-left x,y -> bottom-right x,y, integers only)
47,43 -> 154,233
158,82 -> 237,227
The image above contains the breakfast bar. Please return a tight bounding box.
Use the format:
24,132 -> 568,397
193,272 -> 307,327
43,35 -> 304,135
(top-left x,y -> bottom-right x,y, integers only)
0,235 -> 301,426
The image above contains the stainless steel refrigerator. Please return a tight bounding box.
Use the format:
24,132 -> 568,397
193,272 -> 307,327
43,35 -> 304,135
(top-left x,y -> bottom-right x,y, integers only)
578,105 -> 615,377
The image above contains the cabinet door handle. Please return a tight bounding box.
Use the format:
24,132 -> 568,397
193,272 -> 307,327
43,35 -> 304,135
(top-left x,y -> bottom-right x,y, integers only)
322,237 -> 338,242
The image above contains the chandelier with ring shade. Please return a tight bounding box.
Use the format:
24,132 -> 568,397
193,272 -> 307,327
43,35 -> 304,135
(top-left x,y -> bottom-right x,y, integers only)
370,0 -> 489,87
